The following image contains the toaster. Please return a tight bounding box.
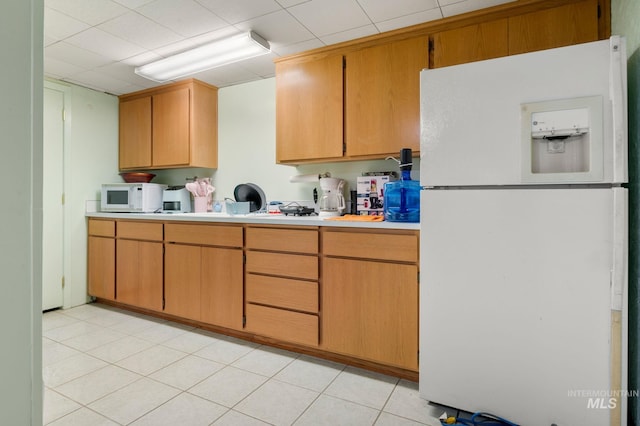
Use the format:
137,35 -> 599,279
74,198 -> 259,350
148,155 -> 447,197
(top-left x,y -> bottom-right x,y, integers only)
162,186 -> 192,213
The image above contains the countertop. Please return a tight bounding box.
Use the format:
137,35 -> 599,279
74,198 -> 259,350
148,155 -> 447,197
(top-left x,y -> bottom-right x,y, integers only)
86,211 -> 420,230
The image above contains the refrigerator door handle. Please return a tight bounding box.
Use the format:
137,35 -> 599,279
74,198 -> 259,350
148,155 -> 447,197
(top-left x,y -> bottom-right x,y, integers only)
610,187 -> 628,311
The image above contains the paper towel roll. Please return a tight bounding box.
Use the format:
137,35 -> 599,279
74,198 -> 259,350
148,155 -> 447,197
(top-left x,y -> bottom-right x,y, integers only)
289,174 -> 320,183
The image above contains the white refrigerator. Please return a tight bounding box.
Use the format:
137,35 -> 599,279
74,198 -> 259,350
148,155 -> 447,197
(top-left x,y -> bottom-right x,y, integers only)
419,37 -> 628,426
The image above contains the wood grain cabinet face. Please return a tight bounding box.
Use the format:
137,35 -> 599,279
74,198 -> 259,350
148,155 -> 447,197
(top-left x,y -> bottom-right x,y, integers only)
164,223 -> 244,329
345,36 -> 428,157
276,55 -> 344,163
118,79 -> 218,170
116,238 -> 163,311
244,226 -> 320,346
322,257 -> 418,370
276,36 -> 427,163
152,87 -> 190,167
164,243 -> 201,320
321,230 -> 419,371
430,19 -> 509,68
508,0 -> 600,55
119,97 -> 151,169
87,219 -> 116,301
114,221 -> 164,311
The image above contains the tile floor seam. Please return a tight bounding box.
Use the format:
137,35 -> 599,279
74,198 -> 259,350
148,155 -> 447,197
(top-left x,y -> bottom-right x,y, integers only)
289,390 -> 329,426
44,303 -> 442,426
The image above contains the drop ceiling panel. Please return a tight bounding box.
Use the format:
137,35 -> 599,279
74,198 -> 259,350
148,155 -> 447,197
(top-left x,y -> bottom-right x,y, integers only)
197,0 -> 283,24
43,0 -> 517,94
98,11 -> 183,49
137,0 -> 228,38
46,0 -> 129,26
288,0 -> 371,37
358,0 -> 440,23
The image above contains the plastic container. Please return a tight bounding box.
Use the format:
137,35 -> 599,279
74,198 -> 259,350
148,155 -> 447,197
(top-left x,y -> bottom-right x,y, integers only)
383,148 -> 420,222
225,200 -> 250,215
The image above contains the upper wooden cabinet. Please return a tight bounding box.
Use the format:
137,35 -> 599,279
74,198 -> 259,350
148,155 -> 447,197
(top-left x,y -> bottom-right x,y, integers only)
119,97 -> 151,169
276,36 -> 427,164
430,19 -> 509,68
275,0 -> 609,164
276,55 -> 343,163
508,0 -> 600,55
119,79 -> 218,170
431,0 -> 602,68
345,37 -> 428,157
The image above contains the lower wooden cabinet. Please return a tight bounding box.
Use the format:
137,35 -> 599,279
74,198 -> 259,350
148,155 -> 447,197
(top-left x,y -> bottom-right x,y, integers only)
201,247 -> 243,329
321,229 -> 419,370
87,219 -> 115,301
164,243 -> 201,320
164,223 -> 244,329
244,226 -> 320,346
114,221 -> 164,311
322,257 -> 418,370
116,238 -> 163,311
87,218 -> 419,375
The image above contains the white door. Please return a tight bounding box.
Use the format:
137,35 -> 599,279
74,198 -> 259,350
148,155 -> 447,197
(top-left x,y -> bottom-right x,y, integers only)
419,187 -> 623,426
42,87 -> 64,310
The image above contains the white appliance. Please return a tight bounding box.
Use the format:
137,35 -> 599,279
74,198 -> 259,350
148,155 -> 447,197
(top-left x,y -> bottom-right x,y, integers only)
419,37 -> 628,426
101,183 -> 166,212
318,177 -> 346,217
162,186 -> 192,213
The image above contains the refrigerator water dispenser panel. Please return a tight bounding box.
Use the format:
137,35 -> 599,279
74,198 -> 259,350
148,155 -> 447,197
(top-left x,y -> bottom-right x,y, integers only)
521,96 -> 603,183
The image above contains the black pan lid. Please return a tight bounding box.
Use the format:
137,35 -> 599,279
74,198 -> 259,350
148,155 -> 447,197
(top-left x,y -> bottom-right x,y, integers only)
233,183 -> 266,212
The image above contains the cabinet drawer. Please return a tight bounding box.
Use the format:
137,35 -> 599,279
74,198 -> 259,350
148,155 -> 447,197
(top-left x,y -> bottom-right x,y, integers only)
246,251 -> 318,280
323,231 -> 418,263
117,221 -> 163,241
245,304 -> 318,347
165,223 -> 243,247
246,275 -> 318,313
88,219 -> 115,237
246,227 -> 318,254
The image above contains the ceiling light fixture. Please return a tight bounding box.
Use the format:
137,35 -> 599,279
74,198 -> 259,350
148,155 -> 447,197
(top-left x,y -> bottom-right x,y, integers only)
135,31 -> 271,82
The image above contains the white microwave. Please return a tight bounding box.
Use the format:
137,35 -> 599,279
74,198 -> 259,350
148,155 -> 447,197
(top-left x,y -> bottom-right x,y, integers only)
101,183 -> 167,213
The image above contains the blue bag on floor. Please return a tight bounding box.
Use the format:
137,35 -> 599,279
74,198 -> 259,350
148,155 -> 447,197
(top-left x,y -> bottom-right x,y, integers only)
440,411 -> 519,426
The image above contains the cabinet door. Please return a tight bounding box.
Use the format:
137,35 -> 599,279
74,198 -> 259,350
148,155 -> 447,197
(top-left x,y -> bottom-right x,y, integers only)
431,19 -> 508,68
322,257 -> 418,370
152,87 -> 190,167
87,236 -> 115,300
345,37 -> 428,158
119,96 -> 151,169
508,0 -> 599,55
201,247 -> 243,330
276,55 -> 344,163
116,239 -> 163,311
164,244 -> 201,320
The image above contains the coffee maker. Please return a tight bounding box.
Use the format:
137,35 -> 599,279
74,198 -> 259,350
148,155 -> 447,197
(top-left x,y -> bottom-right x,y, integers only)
318,177 -> 346,217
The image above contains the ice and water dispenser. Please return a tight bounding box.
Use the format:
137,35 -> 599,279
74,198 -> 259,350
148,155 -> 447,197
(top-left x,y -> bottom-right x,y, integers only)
521,96 -> 603,183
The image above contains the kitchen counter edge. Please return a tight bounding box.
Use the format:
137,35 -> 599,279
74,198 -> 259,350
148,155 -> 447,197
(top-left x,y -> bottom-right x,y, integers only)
86,212 -> 420,230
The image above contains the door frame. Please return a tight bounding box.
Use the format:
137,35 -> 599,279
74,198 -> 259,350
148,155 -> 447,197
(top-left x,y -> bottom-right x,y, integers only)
44,79 -> 72,309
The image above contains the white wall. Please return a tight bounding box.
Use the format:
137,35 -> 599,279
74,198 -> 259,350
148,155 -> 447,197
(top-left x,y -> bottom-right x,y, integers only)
0,0 -> 44,424
153,77 -> 420,204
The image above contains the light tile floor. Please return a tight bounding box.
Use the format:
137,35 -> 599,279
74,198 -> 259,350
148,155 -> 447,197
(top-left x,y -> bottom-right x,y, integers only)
43,303 -> 444,426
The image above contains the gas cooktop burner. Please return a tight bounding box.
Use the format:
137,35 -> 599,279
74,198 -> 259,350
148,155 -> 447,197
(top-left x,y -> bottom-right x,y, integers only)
278,203 -> 316,216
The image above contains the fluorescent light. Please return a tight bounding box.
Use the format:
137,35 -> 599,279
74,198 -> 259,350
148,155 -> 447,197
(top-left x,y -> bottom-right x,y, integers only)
135,31 -> 270,82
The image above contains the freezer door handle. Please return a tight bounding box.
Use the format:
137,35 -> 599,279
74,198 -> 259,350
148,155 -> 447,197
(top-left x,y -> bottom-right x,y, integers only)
610,36 -> 628,183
